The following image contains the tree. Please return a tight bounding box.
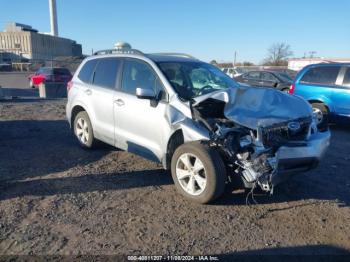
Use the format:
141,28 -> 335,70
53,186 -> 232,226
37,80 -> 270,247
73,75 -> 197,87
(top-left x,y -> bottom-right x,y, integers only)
242,61 -> 255,66
209,60 -> 218,65
263,43 -> 293,66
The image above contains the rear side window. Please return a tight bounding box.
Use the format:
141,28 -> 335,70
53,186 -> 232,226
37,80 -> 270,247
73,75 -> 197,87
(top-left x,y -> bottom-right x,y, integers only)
261,72 -> 277,82
78,60 -> 98,83
343,68 -> 350,87
38,68 -> 52,75
93,58 -> 121,89
245,72 -> 260,80
300,66 -> 340,85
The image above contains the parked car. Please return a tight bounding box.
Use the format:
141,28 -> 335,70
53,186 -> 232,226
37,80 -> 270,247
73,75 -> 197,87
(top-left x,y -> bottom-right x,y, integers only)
234,70 -> 293,92
66,46 -> 330,204
290,63 -> 350,128
29,67 -> 72,88
222,67 -> 244,78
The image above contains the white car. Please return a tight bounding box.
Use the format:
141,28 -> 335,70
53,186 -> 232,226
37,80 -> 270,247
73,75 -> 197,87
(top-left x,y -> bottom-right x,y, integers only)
222,67 -> 244,78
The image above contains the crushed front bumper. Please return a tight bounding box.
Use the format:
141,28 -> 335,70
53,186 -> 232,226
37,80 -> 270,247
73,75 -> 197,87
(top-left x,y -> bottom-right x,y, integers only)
271,130 -> 331,185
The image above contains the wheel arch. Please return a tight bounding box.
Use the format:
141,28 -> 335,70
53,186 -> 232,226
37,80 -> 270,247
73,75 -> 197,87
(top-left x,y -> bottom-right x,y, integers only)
70,105 -> 88,129
308,99 -> 332,113
163,129 -> 185,169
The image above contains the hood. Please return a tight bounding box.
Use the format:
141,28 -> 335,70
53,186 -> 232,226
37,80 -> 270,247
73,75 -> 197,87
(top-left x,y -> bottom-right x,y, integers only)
192,86 -> 313,130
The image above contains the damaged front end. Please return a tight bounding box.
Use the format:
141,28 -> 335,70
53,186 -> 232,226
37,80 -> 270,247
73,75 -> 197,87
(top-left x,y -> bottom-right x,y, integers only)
190,87 -> 330,193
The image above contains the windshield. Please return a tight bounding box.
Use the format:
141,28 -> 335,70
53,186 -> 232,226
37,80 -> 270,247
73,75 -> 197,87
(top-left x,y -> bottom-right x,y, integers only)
157,62 -> 239,100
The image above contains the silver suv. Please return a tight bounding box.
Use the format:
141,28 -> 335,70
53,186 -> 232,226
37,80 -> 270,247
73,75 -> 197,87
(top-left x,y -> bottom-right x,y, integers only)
66,45 -> 330,204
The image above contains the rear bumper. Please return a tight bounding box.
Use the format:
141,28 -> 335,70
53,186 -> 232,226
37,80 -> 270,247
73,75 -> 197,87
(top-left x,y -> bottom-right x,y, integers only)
272,130 -> 331,185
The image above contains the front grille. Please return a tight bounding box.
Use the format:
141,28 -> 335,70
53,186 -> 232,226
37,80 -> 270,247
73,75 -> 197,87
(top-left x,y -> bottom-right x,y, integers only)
260,117 -> 312,148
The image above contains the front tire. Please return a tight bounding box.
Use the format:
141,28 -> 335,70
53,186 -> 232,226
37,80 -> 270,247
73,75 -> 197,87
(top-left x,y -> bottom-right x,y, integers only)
73,111 -> 97,148
311,103 -> 329,131
171,142 -> 226,204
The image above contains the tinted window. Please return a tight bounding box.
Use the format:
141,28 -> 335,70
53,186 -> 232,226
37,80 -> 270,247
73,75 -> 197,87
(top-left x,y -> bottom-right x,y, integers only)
78,60 -> 98,83
343,68 -> 350,87
93,58 -> 121,89
301,66 -> 340,85
38,68 -> 52,75
261,72 -> 277,82
53,68 -> 71,75
245,72 -> 260,80
122,59 -> 164,96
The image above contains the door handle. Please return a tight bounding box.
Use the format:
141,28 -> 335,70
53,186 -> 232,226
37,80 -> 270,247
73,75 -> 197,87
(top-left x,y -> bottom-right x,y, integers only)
114,99 -> 125,106
85,89 -> 92,95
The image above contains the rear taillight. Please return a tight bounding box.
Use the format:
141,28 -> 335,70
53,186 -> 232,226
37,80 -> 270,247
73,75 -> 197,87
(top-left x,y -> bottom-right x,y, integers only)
289,84 -> 295,94
67,81 -> 73,92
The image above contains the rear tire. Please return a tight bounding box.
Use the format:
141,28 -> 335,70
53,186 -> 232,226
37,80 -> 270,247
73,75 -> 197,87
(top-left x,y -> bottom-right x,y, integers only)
73,111 -> 97,148
171,142 -> 226,204
311,103 -> 329,131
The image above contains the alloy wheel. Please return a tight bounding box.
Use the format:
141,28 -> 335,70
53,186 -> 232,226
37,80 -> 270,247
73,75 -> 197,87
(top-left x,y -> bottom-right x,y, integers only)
176,153 -> 207,196
76,117 -> 89,145
312,107 -> 323,124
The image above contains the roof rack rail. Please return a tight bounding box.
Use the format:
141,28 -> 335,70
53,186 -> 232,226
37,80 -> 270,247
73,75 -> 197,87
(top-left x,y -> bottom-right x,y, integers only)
150,53 -> 197,59
93,48 -> 144,56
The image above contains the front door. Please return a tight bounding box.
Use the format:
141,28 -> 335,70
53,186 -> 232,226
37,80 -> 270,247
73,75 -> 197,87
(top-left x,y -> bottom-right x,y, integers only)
114,58 -> 169,162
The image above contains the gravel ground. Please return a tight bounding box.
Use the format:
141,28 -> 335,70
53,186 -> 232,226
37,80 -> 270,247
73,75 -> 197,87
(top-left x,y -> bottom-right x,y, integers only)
0,98 -> 349,257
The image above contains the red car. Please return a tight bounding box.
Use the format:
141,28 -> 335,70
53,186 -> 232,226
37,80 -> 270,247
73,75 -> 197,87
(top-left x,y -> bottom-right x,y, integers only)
29,67 -> 72,88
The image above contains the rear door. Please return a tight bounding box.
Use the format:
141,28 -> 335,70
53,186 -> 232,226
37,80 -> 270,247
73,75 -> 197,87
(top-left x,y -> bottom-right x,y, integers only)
261,72 -> 279,88
332,66 -> 350,116
76,58 -> 121,145
89,58 -> 122,145
241,71 -> 262,86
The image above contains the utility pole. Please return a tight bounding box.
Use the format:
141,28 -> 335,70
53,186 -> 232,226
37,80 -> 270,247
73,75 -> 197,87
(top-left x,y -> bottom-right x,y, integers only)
233,51 -> 237,67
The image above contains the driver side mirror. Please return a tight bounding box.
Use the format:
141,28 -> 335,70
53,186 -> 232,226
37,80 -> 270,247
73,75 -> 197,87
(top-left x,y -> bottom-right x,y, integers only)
136,87 -> 156,99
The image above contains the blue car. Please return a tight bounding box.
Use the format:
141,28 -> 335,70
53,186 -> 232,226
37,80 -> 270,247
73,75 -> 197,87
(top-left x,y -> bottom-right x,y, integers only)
290,63 -> 350,128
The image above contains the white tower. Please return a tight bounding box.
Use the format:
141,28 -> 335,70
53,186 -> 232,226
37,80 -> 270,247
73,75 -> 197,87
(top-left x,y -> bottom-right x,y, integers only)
49,0 -> 58,36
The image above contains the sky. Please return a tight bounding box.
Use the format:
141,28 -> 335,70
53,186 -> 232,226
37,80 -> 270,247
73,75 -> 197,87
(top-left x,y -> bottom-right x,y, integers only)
1,0 -> 349,64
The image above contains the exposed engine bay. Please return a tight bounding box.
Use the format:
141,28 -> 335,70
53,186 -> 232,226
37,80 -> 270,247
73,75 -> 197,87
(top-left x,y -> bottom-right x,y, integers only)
191,97 -> 314,193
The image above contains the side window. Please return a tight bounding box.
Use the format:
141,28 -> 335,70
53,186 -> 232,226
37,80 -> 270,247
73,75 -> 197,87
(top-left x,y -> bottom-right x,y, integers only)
300,66 -> 340,85
343,68 -> 350,87
78,60 -> 98,83
93,58 -> 121,89
261,72 -> 277,82
245,72 -> 260,80
223,68 -> 228,73
122,59 -> 165,98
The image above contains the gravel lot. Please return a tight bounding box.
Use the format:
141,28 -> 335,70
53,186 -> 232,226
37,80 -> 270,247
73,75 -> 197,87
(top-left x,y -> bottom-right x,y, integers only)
0,97 -> 350,257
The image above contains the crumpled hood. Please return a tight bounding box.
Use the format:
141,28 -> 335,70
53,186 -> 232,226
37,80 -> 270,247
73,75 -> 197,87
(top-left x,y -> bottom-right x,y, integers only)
192,86 -> 313,130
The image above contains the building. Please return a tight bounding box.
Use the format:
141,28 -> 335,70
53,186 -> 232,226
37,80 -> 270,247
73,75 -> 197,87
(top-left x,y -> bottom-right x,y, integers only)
288,57 -> 350,71
0,22 -> 82,62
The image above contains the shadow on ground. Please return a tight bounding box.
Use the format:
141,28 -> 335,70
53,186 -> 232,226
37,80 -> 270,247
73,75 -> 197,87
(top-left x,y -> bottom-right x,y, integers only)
0,119 -> 349,207
0,87 -> 38,98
